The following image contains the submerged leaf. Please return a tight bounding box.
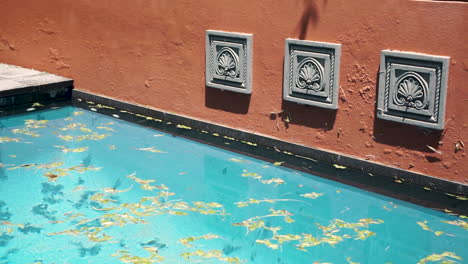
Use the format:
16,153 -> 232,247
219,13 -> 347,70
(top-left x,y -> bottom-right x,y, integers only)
417,252 -> 462,264
0,137 -> 21,143
136,147 -> 166,153
300,192 -> 324,199
333,164 -> 346,169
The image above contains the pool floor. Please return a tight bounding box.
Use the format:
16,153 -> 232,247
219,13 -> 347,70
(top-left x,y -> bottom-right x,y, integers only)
0,106 -> 466,263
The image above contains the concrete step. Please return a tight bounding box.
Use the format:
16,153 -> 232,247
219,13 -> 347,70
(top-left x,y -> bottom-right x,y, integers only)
0,63 -> 73,109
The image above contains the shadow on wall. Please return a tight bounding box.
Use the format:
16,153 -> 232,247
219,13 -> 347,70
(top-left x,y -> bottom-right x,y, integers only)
205,86 -> 251,114
280,101 -> 336,131
296,0 -> 327,40
372,119 -> 445,159
372,71 -> 445,160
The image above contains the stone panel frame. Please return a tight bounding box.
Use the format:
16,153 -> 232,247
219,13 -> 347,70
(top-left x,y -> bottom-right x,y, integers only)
283,38 -> 341,109
205,30 -> 253,94
377,50 -> 450,130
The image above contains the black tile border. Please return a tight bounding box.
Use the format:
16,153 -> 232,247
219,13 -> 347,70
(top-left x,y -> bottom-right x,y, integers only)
71,89 -> 467,215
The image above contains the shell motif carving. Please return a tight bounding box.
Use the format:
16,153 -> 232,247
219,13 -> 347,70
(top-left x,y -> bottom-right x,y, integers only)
393,72 -> 428,110
296,58 -> 324,92
215,47 -> 240,78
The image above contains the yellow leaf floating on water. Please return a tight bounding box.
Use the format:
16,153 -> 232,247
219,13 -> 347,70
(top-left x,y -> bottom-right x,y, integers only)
54,146 -> 89,153
417,252 -> 462,264
31,102 -> 44,107
300,192 -> 324,199
417,221 -> 448,236
103,186 -> 132,194
417,221 -> 432,231
273,161 -> 284,166
347,257 -> 360,264
96,126 -> 114,132
176,124 -> 192,130
58,135 -> 74,141
241,170 -> 262,179
180,249 -> 244,264
333,164 -> 347,169
256,239 -> 279,249
72,111 -> 84,116
41,164 -> 100,181
127,173 -> 167,191
274,234 -> 301,243
235,198 -> 293,208
294,218 -> 384,251
12,128 -> 40,137
0,137 -> 20,143
25,119 -> 48,128
230,158 -> 250,163
95,104 -> 115,110
90,193 -> 117,204
261,178 -> 285,186
241,140 -> 257,146
92,206 -> 121,212
112,249 -> 164,264
72,186 -> 86,192
441,219 -> 468,231
59,123 -> 90,131
233,208 -> 293,235
178,233 -> 220,247
136,147 -> 167,153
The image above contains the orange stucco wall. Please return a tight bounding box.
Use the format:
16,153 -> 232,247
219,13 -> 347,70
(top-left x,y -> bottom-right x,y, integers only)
1,0 -> 467,182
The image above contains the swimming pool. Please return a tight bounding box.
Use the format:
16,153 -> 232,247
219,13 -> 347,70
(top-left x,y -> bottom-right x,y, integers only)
0,106 -> 466,263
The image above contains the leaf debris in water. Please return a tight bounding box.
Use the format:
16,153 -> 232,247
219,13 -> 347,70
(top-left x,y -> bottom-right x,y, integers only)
235,198 -> 295,208
416,221 -> 448,237
136,147 -> 167,153
261,178 -> 285,186
103,186 -> 133,194
300,192 -> 324,199
0,137 -> 21,143
230,158 -> 250,163
32,102 -> 44,107
178,233 -> 220,247
176,124 -> 192,130
441,219 -> 468,231
416,251 -> 461,264
333,164 -> 347,169
54,146 -> 89,153
58,133 -> 110,142
96,126 -> 115,132
180,249 -> 244,264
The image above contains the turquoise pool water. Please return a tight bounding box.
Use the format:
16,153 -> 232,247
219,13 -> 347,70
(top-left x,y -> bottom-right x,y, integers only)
0,106 -> 466,264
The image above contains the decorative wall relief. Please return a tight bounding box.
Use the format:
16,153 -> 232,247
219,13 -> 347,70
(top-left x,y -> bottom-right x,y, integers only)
206,30 -> 253,94
283,39 -> 341,109
377,50 -> 450,130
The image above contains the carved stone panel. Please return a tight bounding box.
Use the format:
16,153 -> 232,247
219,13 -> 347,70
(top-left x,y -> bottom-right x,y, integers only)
206,30 -> 253,94
283,39 -> 341,109
377,50 -> 450,130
